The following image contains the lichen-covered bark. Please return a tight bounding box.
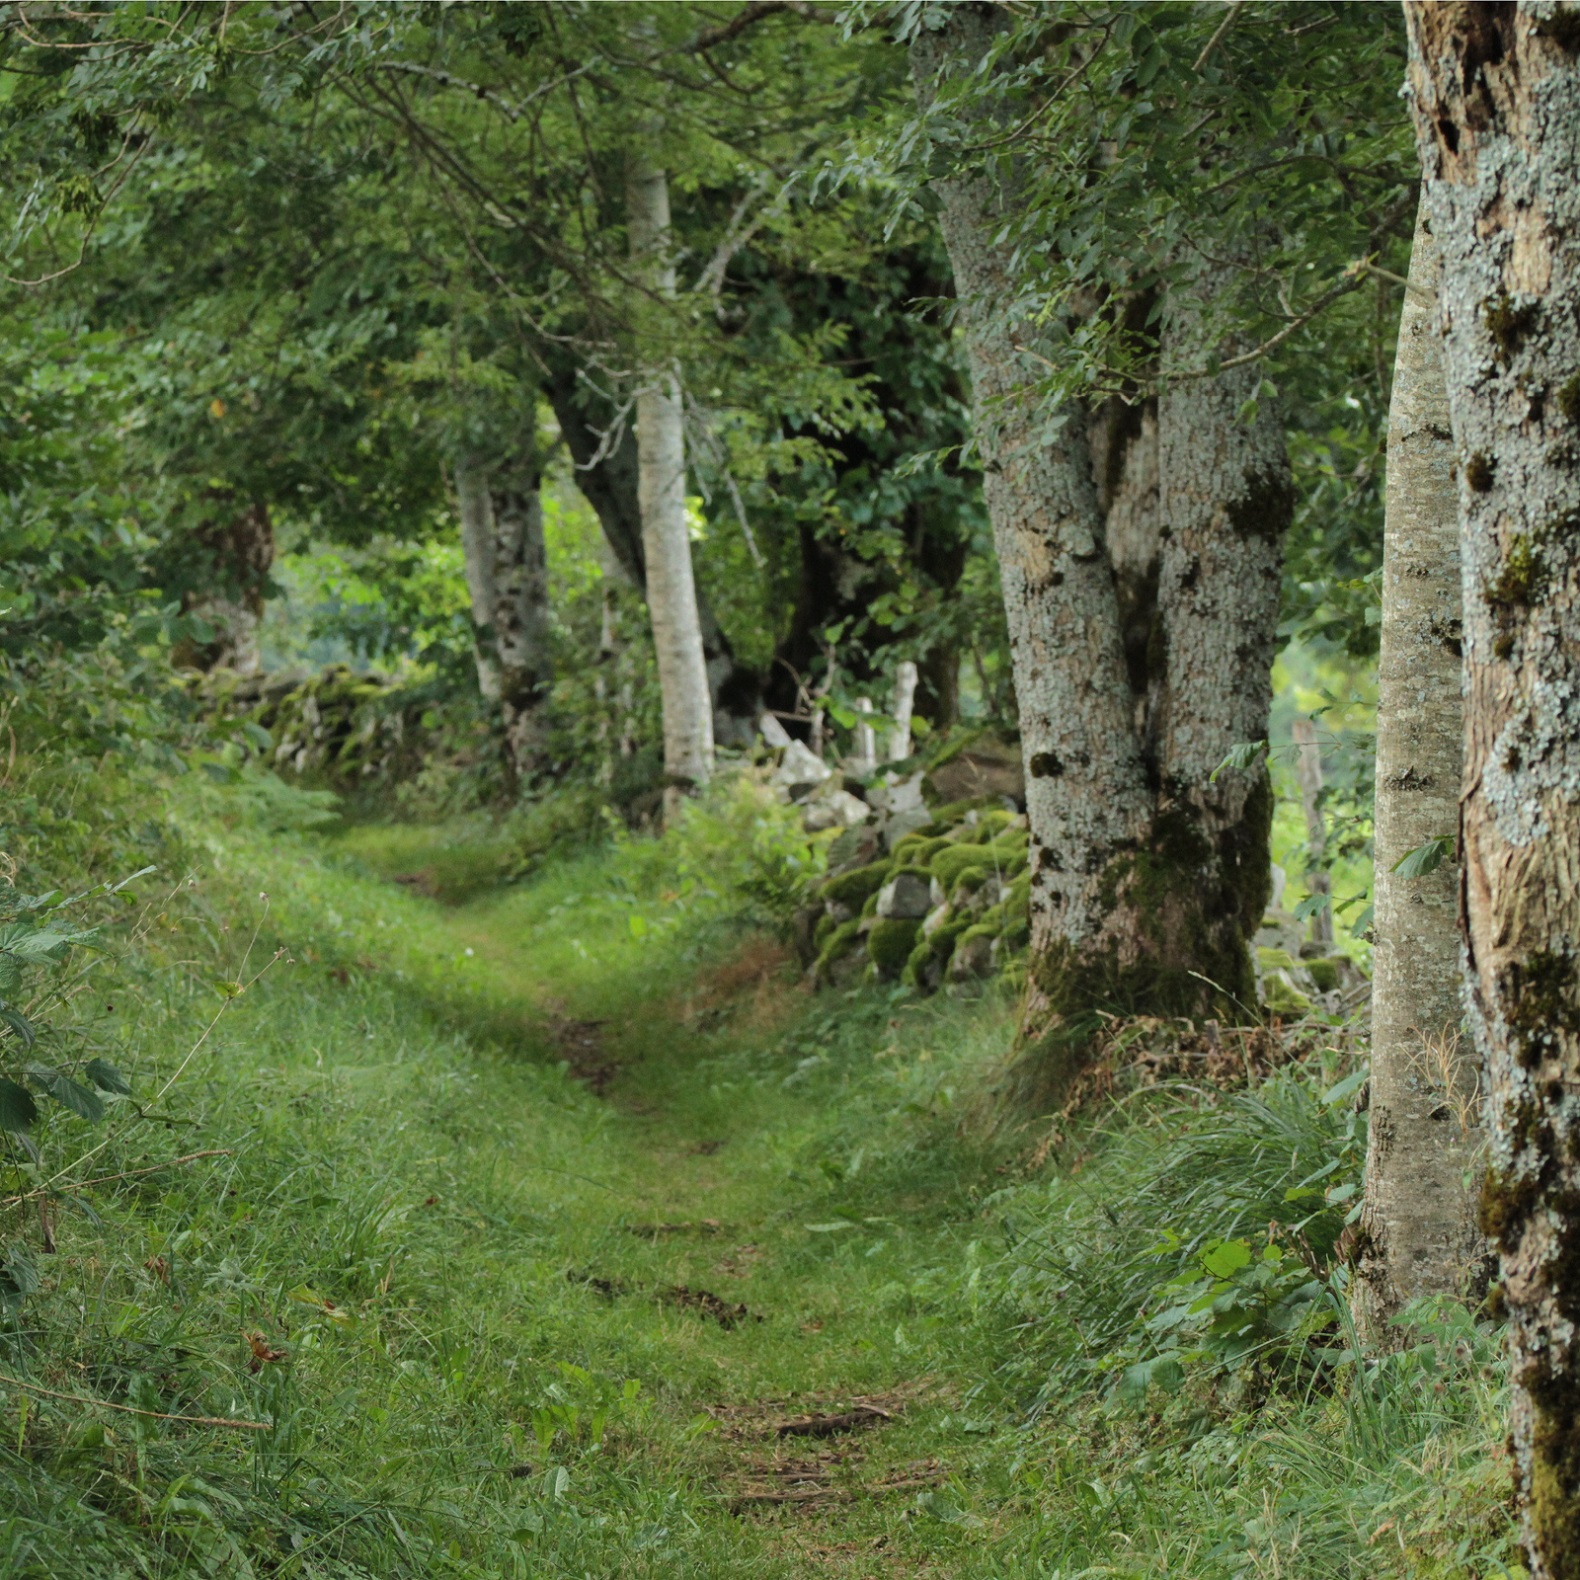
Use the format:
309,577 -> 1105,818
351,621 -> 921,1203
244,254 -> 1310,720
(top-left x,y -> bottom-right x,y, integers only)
1154,280 -> 1289,1012
911,8 -> 1153,1060
1403,7 -> 1580,1572
487,437 -> 553,785
912,11 -> 1289,1089
1355,197 -> 1482,1342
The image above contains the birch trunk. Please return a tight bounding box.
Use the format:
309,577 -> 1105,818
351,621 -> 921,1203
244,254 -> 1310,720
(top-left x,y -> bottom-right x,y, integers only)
625,143 -> 713,811
488,432 -> 553,785
1354,196 -> 1480,1342
1404,7 -> 1580,1571
456,454 -> 501,703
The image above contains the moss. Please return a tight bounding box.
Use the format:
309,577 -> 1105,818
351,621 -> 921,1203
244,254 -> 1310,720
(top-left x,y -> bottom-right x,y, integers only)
867,917 -> 922,973
1505,947 -> 1580,1068
925,917 -> 970,959
930,843 -> 1000,889
927,796 -> 1001,826
1258,946 -> 1300,973
1538,8 -> 1580,51
1559,374 -> 1580,426
1486,533 -> 1544,609
1305,956 -> 1344,993
890,834 -> 950,867
1484,292 -> 1539,363
901,939 -> 935,989
812,919 -> 862,979
821,860 -> 891,907
1479,1167 -> 1542,1250
1263,974 -> 1312,1017
813,911 -> 839,952
1464,450 -> 1496,492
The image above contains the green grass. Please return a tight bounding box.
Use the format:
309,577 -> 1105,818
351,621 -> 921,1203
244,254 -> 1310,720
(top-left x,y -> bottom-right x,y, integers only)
0,773 -> 1519,1579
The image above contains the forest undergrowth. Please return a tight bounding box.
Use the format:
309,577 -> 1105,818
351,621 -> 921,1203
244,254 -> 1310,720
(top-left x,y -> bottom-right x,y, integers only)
0,749 -> 1518,1579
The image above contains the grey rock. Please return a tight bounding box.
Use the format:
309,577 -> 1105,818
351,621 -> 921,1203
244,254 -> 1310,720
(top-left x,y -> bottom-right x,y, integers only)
876,871 -> 933,920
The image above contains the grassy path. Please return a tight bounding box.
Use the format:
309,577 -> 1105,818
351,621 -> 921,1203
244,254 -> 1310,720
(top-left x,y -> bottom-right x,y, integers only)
9,800 -> 1515,1578
294,817 -> 1021,1577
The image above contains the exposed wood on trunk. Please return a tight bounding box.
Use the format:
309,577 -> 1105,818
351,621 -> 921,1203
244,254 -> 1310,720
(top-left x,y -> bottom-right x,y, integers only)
1403,7 -> 1580,1572
1354,194 -> 1480,1344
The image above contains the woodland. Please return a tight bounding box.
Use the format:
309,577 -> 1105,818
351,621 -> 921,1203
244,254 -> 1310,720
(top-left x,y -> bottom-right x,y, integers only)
1,2 -> 1577,1576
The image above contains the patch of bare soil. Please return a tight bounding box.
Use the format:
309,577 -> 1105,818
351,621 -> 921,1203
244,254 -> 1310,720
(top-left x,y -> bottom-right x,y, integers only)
661,1285 -> 760,1329
674,936 -> 800,1038
549,1016 -> 620,1095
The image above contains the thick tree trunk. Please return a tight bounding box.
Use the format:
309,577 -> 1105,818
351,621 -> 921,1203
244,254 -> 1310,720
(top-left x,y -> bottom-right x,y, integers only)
456,454 -> 501,702
626,142 -> 714,807
1152,283 -> 1288,1012
1355,196 -> 1480,1342
914,11 -> 1287,1091
1403,8 -> 1580,1574
487,431 -> 553,785
175,497 -> 274,673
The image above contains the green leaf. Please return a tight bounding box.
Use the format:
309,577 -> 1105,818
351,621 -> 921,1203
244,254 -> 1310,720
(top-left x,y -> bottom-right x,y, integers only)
1200,1240 -> 1252,1278
0,1006 -> 37,1049
84,1058 -> 131,1095
1293,893 -> 1330,922
1392,835 -> 1454,880
25,1064 -> 105,1122
1211,739 -> 1267,782
0,1078 -> 38,1132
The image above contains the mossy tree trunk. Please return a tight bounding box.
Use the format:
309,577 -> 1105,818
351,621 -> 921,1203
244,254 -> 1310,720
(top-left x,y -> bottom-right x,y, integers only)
626,138 -> 714,812
912,11 -> 1289,1092
1403,6 -> 1580,1573
1354,196 -> 1482,1343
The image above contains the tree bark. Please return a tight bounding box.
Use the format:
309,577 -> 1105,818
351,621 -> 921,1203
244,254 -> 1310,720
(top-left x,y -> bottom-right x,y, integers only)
1152,283 -> 1288,1011
543,353 -> 761,745
1290,718 -> 1335,950
487,429 -> 553,786
1403,7 -> 1580,1573
456,454 -> 501,702
626,141 -> 714,809
913,11 -> 1288,1092
1354,195 -> 1480,1342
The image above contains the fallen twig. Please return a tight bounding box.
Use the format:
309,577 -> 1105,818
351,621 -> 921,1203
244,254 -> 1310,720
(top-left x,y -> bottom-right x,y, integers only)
3,1149 -> 232,1207
0,1370 -> 270,1431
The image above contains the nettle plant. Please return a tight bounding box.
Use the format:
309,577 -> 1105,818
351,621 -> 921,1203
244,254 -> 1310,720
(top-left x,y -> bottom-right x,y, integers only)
0,872 -> 141,1163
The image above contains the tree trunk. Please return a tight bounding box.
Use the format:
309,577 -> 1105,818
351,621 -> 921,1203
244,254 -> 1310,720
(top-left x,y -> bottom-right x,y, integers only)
543,353 -> 761,745
1290,717 -> 1335,950
175,497 -> 274,673
1151,284 -> 1288,1014
1403,8 -> 1580,1573
626,142 -> 714,810
456,454 -> 501,702
487,429 -> 553,786
913,10 -> 1287,1095
1354,195 -> 1480,1343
